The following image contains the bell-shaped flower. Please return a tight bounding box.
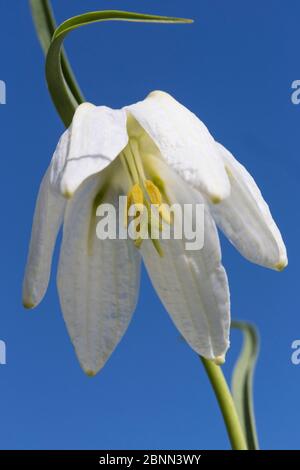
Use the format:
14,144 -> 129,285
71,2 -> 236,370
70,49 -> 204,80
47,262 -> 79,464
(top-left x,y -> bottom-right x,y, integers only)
23,91 -> 287,375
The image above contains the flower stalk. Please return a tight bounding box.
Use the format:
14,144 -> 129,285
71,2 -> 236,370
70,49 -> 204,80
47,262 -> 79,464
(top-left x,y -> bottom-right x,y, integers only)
200,356 -> 248,450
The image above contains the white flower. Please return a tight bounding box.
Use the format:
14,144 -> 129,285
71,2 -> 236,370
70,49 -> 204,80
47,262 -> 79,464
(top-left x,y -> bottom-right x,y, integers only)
23,91 -> 287,375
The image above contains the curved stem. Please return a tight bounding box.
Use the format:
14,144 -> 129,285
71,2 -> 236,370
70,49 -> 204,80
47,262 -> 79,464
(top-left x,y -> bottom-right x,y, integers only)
200,356 -> 248,450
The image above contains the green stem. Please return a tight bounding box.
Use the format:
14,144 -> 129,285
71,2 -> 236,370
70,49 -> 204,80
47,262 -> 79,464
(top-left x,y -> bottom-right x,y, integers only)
200,356 -> 248,450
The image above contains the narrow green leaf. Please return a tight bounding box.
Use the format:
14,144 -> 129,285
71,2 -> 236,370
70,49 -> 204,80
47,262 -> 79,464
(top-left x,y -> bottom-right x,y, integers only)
231,320 -> 260,450
53,10 -> 193,39
45,10 -> 193,127
29,0 -> 56,54
29,0 -> 84,105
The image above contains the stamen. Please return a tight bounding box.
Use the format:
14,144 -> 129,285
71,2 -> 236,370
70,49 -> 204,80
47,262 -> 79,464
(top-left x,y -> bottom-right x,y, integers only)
151,237 -> 164,257
121,140 -> 167,257
159,204 -> 172,225
147,173 -> 171,205
125,183 -> 144,227
122,146 -> 140,184
145,180 -> 162,205
127,184 -> 144,205
120,153 -> 134,186
145,180 -> 172,226
130,139 -> 146,181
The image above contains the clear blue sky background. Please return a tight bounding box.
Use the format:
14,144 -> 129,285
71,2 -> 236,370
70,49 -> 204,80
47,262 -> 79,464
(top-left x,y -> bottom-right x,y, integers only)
0,0 -> 298,450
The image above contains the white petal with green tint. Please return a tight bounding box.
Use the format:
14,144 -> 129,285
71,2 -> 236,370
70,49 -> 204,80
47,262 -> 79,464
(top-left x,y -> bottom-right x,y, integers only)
141,161 -> 230,360
210,143 -> 288,270
50,102 -> 128,197
57,174 -> 141,375
23,168 -> 66,308
127,91 -> 230,203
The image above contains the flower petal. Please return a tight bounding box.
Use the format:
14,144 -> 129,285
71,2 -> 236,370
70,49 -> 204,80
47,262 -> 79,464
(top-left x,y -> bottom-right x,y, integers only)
50,102 -> 128,197
57,172 -> 141,375
23,168 -> 66,308
210,143 -> 288,270
141,160 -> 230,361
126,91 -> 230,203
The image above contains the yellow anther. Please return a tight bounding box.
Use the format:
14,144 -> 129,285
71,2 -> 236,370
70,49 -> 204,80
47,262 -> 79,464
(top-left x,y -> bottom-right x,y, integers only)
159,204 -> 172,226
128,183 -> 144,205
125,184 -> 144,227
145,180 -> 172,226
125,182 -> 167,257
145,180 -> 162,205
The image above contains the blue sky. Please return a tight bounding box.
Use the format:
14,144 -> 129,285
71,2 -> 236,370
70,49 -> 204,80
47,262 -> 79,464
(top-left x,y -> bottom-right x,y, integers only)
0,0 -> 299,450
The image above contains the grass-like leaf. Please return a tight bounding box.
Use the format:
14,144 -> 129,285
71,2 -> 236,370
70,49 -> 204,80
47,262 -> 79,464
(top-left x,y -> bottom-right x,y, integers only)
44,9 -> 192,127
231,320 -> 260,450
29,0 -> 84,104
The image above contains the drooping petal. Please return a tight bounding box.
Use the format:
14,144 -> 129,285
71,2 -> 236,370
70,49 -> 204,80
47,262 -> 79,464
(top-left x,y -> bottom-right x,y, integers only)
210,143 -> 288,270
50,102 -> 128,197
126,91 -> 230,203
141,159 -> 230,361
23,168 -> 66,308
49,127 -> 70,194
57,171 -> 141,375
